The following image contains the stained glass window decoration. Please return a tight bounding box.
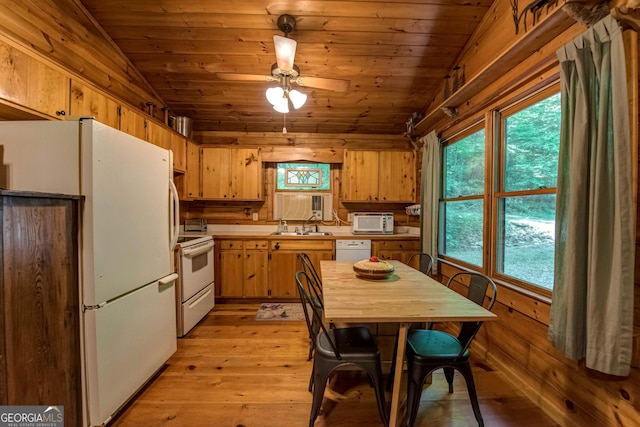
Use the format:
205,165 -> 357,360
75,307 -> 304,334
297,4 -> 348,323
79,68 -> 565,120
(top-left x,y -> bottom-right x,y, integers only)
276,163 -> 331,191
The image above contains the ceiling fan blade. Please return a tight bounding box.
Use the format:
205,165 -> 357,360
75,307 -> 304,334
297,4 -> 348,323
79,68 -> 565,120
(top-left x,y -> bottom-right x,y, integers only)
215,73 -> 276,82
273,35 -> 296,71
293,76 -> 351,92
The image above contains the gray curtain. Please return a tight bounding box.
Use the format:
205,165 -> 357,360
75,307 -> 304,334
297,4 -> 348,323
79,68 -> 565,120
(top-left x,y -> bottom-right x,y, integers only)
548,15 -> 634,376
420,131 -> 440,270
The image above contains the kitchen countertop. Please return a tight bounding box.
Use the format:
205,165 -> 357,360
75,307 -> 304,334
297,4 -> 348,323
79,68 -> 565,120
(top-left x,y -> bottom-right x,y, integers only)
180,224 -> 420,240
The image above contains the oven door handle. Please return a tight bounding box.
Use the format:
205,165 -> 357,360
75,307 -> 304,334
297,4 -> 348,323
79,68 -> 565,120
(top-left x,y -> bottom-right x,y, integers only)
182,241 -> 215,258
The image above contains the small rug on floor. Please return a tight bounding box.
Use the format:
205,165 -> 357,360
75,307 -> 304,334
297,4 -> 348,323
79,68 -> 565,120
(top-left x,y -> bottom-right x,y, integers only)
255,303 -> 306,321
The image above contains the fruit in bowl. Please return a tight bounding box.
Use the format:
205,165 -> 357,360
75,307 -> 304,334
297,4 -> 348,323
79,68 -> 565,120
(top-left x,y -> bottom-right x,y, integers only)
353,256 -> 395,279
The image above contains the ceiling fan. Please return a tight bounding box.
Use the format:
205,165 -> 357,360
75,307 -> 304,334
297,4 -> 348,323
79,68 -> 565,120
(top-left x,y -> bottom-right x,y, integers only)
215,15 -> 351,113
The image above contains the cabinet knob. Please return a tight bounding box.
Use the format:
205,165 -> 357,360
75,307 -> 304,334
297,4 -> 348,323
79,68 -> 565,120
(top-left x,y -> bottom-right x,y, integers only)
274,242 -> 280,250
56,110 -> 66,116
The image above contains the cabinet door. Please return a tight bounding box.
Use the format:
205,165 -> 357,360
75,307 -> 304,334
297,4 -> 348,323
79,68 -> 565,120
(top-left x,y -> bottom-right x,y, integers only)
69,81 -> 119,128
244,250 -> 269,297
219,250 -> 244,297
27,59 -> 69,119
342,150 -> 379,201
0,42 -> 69,119
171,133 -> 187,172
120,105 -> 146,140
146,120 -> 171,150
268,250 -> 300,298
230,148 -> 262,200
184,140 -> 200,199
379,151 -> 416,202
201,148 -> 231,199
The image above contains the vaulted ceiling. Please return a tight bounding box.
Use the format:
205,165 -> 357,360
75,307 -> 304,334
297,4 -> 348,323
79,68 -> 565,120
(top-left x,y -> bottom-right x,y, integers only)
80,1 -> 492,134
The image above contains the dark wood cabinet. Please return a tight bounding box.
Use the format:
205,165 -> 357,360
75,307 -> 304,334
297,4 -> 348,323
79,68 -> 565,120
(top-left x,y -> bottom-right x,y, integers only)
0,191 -> 82,426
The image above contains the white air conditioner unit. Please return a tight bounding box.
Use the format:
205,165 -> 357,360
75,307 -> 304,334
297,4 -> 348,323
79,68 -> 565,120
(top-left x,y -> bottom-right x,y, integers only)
274,193 -> 333,221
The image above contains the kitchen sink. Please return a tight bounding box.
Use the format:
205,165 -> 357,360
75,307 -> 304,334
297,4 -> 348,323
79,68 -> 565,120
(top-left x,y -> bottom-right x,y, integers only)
270,231 -> 333,236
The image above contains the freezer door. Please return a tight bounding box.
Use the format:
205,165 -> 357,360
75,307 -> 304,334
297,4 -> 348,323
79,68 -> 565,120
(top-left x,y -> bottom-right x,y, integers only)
0,120 -> 81,194
81,120 -> 173,304
84,277 -> 177,426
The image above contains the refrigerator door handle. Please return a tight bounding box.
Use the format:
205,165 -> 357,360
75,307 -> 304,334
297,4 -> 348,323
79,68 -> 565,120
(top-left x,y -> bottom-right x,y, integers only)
159,273 -> 179,286
169,179 -> 180,251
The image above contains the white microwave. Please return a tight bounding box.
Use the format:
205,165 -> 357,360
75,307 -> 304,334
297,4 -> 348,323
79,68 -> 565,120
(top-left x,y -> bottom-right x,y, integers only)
351,212 -> 394,235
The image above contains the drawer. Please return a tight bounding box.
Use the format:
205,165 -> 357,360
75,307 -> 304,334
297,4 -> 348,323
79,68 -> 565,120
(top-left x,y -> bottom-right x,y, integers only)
180,283 -> 215,336
245,240 -> 268,250
218,239 -> 244,250
269,240 -> 334,251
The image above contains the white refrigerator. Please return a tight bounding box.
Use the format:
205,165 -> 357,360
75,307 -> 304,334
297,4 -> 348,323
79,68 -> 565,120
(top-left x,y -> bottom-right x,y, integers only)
0,119 -> 180,426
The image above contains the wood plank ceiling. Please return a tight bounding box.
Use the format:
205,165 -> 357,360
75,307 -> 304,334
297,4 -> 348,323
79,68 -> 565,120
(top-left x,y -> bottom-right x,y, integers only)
79,0 -> 492,134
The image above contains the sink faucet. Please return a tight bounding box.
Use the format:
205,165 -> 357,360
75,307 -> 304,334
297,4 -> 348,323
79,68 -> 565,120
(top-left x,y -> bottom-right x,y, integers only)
302,214 -> 318,233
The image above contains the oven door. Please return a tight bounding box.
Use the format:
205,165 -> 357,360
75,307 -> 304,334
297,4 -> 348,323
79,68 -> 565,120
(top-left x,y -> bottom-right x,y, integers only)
179,240 -> 215,302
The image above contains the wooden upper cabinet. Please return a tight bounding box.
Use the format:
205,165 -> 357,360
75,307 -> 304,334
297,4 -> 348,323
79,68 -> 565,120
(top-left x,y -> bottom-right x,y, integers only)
119,105 -> 146,140
146,119 -> 171,150
170,132 -> 187,172
201,147 -> 262,200
379,151 -> 416,202
342,150 -> 415,203
184,140 -> 200,199
69,81 -> 119,128
0,41 -> 69,119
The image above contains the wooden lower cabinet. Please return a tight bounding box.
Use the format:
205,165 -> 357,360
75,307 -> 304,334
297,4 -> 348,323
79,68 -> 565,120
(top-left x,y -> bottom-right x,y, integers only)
0,191 -> 81,425
269,240 -> 334,298
217,238 -> 334,299
372,240 -> 420,264
217,239 -> 268,298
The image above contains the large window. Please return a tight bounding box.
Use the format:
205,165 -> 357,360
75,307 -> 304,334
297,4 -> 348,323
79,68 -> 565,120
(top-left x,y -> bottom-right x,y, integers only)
440,126 -> 485,267
495,91 -> 560,290
438,87 -> 560,293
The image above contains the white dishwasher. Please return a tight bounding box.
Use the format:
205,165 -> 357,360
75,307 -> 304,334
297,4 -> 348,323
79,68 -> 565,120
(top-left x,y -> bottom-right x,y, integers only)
336,239 -> 372,261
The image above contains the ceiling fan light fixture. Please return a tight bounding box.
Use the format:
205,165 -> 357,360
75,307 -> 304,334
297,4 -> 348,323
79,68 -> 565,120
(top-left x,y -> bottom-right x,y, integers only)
271,96 -> 290,114
265,86 -> 284,106
289,89 -> 307,109
273,35 -> 297,71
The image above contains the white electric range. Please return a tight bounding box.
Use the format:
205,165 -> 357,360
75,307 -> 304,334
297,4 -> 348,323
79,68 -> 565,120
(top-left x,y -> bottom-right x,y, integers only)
175,235 -> 215,336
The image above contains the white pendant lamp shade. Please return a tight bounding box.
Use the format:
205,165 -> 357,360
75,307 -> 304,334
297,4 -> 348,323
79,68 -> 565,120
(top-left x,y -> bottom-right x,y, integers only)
289,89 -> 307,109
272,97 -> 289,114
266,86 -> 284,105
273,35 -> 297,71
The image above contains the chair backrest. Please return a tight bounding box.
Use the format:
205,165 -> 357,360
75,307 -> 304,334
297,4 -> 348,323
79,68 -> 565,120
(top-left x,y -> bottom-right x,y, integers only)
295,270 -> 342,359
445,271 -> 497,357
300,252 -> 323,288
407,252 -> 435,276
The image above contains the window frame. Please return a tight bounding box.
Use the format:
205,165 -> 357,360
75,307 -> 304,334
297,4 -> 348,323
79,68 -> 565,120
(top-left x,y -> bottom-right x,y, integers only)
438,120 -> 489,270
437,83 -> 560,298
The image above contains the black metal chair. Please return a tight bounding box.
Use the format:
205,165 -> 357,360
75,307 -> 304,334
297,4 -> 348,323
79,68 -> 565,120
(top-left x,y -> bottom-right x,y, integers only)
298,253 -> 324,360
402,271 -> 498,427
407,252 -> 435,276
384,252 -> 437,392
295,270 -> 389,427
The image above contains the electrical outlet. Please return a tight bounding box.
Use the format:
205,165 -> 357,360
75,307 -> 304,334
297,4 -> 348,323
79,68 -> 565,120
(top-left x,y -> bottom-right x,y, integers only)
347,213 -> 353,222
252,212 -> 258,221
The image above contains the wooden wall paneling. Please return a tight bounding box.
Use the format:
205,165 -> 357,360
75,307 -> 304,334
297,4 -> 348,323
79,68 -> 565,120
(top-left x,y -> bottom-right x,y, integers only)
0,1 -> 164,111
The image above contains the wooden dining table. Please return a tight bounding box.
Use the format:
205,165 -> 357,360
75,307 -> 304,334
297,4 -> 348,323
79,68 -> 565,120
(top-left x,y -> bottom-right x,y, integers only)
320,260 -> 498,427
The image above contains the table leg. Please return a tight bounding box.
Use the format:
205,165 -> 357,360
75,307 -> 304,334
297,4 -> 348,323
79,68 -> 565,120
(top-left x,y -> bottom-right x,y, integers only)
389,322 -> 409,427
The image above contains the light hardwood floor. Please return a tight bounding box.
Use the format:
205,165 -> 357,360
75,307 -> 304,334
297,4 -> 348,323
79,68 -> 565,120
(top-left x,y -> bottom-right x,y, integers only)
110,304 -> 558,427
